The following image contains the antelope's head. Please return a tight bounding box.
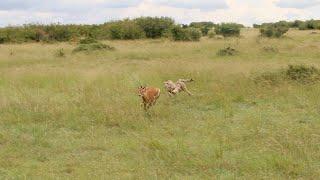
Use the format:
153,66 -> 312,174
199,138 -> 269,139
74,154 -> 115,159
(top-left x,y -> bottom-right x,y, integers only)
137,86 -> 147,97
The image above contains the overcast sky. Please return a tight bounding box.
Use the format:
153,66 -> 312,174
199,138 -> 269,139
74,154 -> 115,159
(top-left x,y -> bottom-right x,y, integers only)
0,0 -> 319,27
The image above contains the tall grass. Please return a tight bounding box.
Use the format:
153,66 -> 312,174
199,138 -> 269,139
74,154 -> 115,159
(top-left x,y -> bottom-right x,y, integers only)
0,29 -> 319,179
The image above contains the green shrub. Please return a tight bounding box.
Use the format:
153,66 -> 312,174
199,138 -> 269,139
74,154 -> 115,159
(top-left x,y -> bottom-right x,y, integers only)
292,20 -> 304,28
34,29 -> 49,42
253,24 -> 261,28
244,19 -> 320,31
0,27 -> 25,43
217,47 -> 238,56
171,26 -> 202,41
0,36 -> 6,44
254,71 -> 285,86
135,17 -> 175,38
187,28 -> 202,41
79,37 -> 98,44
260,22 -> 289,38
207,29 -> 216,38
254,64 -> 320,86
215,23 -> 242,37
107,20 -> 145,40
286,65 -> 320,84
73,42 -> 115,52
298,20 -> 320,30
189,22 -> 215,35
45,25 -> 73,42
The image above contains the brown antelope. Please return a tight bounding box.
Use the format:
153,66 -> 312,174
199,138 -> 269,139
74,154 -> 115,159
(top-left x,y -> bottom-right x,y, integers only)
137,86 -> 161,110
164,78 -> 194,96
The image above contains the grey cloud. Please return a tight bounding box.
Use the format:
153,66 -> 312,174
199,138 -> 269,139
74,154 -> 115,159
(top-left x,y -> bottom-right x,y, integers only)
0,0 -> 142,11
275,0 -> 320,9
0,0 -> 228,12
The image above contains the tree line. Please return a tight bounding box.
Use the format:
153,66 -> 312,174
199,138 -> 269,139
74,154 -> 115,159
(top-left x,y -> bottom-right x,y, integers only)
0,17 -> 319,43
254,19 -> 320,30
0,17 -> 244,43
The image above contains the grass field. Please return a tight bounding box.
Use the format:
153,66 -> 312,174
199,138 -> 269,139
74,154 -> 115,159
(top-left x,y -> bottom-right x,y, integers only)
0,29 -> 320,179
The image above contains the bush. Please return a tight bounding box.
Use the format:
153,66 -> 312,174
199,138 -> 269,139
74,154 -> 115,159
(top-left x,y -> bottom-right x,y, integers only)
0,27 -> 24,43
286,65 -> 320,84
215,23 -> 242,37
107,20 -> 145,40
34,29 -> 49,42
256,19 -> 320,30
298,20 -> 320,30
45,25 -> 73,42
135,17 -> 175,38
73,42 -> 115,52
0,36 -> 6,44
254,71 -> 285,86
217,47 -> 238,56
253,24 -> 261,28
292,20 -> 304,28
171,26 -> 202,41
79,37 -> 98,44
187,28 -> 202,41
189,22 -> 215,35
260,22 -> 289,38
207,29 -> 216,38
254,64 -> 320,86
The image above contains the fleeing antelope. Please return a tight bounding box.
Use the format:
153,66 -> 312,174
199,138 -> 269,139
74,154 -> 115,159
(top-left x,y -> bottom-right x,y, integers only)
137,86 -> 161,110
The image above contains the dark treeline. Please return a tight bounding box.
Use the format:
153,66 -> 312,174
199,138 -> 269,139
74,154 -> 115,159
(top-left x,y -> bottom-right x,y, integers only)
254,19 -> 320,38
1,17 -> 318,43
254,19 -> 320,30
0,17 -> 245,43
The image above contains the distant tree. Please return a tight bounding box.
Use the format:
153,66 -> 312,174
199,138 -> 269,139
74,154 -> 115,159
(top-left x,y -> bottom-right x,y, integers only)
215,23 -> 242,37
171,26 -> 202,41
134,17 -> 175,38
189,22 -> 215,35
107,19 -> 145,40
260,21 -> 289,38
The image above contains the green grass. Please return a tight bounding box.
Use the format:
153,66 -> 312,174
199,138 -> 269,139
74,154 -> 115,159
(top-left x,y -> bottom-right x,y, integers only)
0,29 -> 320,179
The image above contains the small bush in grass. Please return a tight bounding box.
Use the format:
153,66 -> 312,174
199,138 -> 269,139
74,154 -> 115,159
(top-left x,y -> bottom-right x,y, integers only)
217,47 -> 238,56
207,29 -> 216,38
55,48 -> 65,57
187,27 -> 202,41
73,42 -> 115,52
286,64 -> 320,84
79,37 -> 98,44
215,23 -> 242,37
254,71 -> 286,86
254,64 -> 320,86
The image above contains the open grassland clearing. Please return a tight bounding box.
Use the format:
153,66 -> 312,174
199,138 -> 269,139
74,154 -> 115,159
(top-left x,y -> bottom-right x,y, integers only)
0,29 -> 320,179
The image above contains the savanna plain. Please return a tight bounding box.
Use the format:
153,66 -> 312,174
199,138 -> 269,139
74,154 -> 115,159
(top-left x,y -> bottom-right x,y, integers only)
0,29 -> 320,179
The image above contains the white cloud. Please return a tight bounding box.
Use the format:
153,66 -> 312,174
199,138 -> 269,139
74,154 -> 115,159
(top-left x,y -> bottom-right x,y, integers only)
275,0 -> 320,9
